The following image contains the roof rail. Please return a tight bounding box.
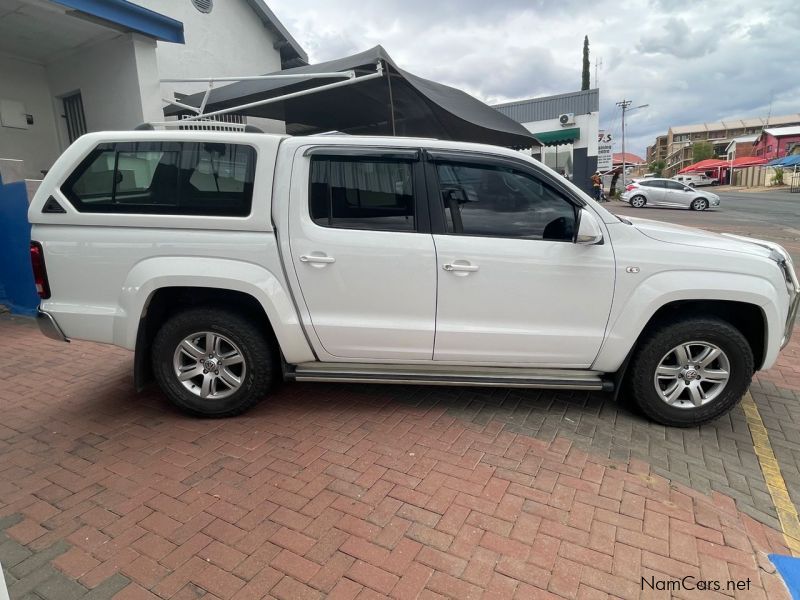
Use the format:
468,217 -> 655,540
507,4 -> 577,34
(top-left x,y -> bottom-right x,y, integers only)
132,120 -> 264,133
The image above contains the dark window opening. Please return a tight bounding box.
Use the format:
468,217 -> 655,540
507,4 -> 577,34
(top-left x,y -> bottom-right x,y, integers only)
62,92 -> 87,144
62,141 -> 256,216
435,162 -> 576,241
309,157 -> 415,232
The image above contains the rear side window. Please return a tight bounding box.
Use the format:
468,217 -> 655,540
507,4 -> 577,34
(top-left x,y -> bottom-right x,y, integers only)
62,141 -> 256,216
309,157 -> 415,232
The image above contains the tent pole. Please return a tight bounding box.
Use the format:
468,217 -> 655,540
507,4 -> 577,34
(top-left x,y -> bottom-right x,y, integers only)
385,61 -> 396,136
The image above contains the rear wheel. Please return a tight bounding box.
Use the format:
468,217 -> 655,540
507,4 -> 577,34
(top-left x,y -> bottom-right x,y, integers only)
630,195 -> 646,208
151,307 -> 274,417
691,198 -> 708,211
627,317 -> 753,426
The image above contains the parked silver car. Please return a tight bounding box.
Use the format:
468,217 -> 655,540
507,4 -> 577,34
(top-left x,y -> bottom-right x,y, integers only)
621,178 -> 721,210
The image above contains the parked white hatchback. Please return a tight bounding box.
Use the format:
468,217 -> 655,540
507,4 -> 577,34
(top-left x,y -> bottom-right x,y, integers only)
621,178 -> 721,211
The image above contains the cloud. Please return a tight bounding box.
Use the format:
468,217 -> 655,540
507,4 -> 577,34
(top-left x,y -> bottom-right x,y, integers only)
268,0 -> 799,157
636,18 -> 718,59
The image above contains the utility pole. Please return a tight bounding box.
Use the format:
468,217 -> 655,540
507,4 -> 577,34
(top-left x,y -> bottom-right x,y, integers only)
616,99 -> 649,184
616,100 -> 632,185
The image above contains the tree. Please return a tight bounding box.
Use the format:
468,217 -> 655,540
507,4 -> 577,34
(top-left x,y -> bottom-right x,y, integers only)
581,36 -> 590,90
692,141 -> 714,162
609,171 -> 620,196
649,160 -> 666,177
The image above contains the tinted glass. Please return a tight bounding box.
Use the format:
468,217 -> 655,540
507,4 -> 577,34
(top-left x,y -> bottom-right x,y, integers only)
63,142 -> 255,216
309,158 -> 415,232
436,163 -> 576,241
665,181 -> 685,190
646,180 -> 666,188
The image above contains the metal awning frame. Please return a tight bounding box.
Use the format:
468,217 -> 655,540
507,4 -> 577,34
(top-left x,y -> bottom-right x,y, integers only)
162,61 -> 385,122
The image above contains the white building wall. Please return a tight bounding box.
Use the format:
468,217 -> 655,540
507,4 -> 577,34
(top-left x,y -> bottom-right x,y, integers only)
0,55 -> 61,179
520,112 -> 599,154
46,33 -> 161,143
134,0 -> 283,97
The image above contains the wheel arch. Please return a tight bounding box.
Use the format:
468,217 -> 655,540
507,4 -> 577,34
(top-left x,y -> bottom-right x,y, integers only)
608,299 -> 766,401
119,257 -> 316,390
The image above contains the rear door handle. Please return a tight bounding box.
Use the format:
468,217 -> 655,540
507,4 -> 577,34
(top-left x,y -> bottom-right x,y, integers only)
443,262 -> 479,272
300,254 -> 335,264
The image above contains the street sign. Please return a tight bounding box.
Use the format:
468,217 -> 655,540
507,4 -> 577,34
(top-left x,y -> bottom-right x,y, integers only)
597,131 -> 613,172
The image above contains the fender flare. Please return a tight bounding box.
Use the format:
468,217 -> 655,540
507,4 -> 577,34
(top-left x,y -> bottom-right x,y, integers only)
593,270 -> 782,373
114,256 -> 315,364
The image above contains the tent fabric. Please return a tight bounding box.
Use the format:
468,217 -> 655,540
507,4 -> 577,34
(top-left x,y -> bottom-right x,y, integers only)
165,46 -> 539,149
767,155 -> 800,167
678,159 -> 728,173
533,128 -> 580,146
731,156 -> 767,167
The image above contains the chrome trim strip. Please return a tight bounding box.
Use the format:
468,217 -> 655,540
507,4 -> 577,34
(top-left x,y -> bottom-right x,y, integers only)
783,289 -> 800,349
36,308 -> 69,342
289,364 -> 608,390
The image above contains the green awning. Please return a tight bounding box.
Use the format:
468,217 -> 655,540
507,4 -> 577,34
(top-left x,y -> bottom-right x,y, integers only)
533,127 -> 580,146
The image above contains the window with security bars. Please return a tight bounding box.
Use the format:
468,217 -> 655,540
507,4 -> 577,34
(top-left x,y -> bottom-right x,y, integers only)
62,92 -> 87,143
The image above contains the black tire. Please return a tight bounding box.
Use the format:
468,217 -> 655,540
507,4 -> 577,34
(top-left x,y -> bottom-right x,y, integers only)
151,307 -> 274,417
690,198 -> 708,211
630,195 -> 646,208
627,317 -> 753,427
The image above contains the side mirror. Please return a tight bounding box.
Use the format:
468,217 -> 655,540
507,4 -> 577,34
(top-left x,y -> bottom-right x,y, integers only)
575,209 -> 604,245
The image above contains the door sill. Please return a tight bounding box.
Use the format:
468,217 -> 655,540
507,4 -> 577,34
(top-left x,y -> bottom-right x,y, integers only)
287,362 -> 612,391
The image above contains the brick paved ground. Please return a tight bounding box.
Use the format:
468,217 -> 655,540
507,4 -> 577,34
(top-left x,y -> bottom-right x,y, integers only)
0,316 -> 796,599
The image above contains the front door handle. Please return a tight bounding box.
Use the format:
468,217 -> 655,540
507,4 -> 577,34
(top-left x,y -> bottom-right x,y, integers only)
443,261 -> 479,273
300,254 -> 335,265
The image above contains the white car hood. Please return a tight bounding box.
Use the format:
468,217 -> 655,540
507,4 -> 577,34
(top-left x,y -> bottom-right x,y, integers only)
623,216 -> 773,258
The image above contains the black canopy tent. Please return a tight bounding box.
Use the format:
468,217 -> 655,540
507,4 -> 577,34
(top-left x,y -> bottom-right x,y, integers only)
164,46 -> 539,150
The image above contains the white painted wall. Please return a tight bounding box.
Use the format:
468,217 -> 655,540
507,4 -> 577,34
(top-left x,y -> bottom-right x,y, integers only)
46,33 -> 161,145
0,55 -> 61,178
134,0 -> 283,97
520,112 -> 599,155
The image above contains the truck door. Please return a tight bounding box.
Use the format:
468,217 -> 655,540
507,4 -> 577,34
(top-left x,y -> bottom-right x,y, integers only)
287,147 -> 437,361
427,152 -> 615,367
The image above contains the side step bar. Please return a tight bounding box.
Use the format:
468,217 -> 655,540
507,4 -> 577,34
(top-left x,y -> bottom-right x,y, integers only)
286,362 -> 613,392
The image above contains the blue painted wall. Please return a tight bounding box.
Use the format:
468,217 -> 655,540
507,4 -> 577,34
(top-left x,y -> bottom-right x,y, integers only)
0,176 -> 39,315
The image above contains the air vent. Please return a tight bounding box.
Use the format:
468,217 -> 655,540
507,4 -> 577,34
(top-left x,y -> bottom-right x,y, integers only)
191,0 -> 213,13
42,196 -> 66,214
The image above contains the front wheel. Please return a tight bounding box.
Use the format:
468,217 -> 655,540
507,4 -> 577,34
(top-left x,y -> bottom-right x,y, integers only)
691,198 -> 708,211
151,307 -> 274,417
626,317 -> 753,426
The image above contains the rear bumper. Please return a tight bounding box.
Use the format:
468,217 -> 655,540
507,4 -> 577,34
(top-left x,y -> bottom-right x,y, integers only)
37,308 -> 69,342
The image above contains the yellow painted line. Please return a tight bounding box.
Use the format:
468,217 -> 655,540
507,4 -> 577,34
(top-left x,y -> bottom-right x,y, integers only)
741,392 -> 800,556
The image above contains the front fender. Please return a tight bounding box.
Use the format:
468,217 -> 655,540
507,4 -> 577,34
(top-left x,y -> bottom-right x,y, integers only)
593,270 -> 784,372
114,256 -> 315,363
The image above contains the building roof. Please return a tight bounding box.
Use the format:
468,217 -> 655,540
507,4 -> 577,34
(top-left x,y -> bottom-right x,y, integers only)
51,0 -> 184,43
493,89 -> 599,123
724,135 -> 758,153
613,152 -> 643,165
763,126 -> 800,137
670,113 -> 800,135
244,0 -> 307,66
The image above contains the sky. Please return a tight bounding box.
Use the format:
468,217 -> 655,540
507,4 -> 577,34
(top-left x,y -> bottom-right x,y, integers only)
267,0 -> 799,159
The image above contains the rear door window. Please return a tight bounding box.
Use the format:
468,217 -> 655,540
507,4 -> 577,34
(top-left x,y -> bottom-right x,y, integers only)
62,141 -> 256,216
309,157 -> 416,232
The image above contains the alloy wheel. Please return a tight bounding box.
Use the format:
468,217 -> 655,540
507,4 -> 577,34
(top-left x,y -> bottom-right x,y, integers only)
172,331 -> 246,400
653,341 -> 730,409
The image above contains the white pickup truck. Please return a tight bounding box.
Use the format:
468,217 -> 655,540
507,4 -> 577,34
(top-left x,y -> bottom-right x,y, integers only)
28,129 -> 799,427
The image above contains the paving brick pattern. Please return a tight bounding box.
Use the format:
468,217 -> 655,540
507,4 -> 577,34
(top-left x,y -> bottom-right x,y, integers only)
0,316 -> 795,599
